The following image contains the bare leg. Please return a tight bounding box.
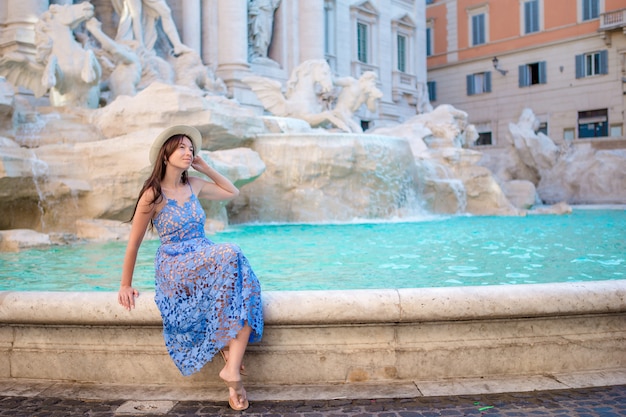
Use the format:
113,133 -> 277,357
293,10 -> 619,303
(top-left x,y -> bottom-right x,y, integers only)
219,324 -> 252,409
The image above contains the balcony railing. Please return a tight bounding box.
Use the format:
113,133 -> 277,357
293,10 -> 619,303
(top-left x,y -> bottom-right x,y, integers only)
599,8 -> 626,31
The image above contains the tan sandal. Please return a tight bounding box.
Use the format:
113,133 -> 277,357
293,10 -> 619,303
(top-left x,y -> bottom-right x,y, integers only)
224,380 -> 249,411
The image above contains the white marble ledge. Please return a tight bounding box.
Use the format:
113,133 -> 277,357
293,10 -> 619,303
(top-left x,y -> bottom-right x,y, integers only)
0,279 -> 624,326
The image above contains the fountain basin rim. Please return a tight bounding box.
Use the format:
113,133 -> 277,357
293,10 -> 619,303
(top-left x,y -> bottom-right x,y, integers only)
1,280 -> 624,326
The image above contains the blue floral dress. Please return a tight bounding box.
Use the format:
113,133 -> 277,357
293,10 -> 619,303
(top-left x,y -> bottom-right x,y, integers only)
152,187 -> 263,376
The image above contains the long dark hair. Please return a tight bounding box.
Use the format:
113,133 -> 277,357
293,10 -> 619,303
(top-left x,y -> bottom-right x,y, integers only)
128,135 -> 192,225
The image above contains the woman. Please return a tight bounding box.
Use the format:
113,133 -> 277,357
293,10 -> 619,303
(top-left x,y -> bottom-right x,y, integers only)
118,125 -> 263,411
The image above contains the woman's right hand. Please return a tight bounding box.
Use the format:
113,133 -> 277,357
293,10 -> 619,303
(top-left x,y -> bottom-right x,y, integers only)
118,286 -> 139,311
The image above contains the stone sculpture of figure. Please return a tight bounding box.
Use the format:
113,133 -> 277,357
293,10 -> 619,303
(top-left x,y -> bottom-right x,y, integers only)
331,71 -> 383,133
112,0 -> 193,56
243,59 -> 339,128
83,18 -> 142,100
244,60 -> 380,132
0,2 -> 102,108
248,0 -> 281,62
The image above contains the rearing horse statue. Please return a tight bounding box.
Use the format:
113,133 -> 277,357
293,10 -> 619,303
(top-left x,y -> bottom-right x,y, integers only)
243,59 -> 343,129
0,3 -> 102,108
243,61 -> 382,132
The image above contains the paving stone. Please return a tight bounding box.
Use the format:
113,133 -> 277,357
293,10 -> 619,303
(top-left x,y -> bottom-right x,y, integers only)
0,385 -> 625,416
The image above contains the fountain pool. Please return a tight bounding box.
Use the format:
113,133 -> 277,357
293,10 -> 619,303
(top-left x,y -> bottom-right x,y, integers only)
0,208 -> 624,291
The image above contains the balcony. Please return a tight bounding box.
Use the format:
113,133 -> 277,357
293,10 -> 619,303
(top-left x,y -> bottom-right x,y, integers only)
599,8 -> 626,31
391,70 -> 417,104
598,8 -> 626,44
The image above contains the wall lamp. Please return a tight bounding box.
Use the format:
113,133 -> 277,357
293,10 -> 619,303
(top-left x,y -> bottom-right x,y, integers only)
492,56 -> 508,76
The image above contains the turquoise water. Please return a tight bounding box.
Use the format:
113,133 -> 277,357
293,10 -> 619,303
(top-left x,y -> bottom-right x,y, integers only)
0,209 -> 624,291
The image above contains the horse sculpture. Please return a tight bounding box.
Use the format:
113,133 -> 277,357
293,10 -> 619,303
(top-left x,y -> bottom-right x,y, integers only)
243,59 -> 341,129
243,60 -> 382,132
0,3 -> 102,108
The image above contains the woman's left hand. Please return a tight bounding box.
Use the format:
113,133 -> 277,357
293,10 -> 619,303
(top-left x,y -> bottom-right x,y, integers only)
191,155 -> 210,172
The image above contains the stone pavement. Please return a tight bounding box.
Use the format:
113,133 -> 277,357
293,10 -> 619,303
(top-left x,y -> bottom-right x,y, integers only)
0,384 -> 625,416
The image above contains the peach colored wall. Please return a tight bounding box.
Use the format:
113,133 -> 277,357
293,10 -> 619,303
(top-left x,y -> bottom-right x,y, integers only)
426,3 -> 449,67
544,0 -> 577,29
427,0 -> 621,66
488,0 -> 520,41
606,0 -> 626,12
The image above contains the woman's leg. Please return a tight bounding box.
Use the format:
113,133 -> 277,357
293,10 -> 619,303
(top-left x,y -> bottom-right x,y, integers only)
219,324 -> 252,409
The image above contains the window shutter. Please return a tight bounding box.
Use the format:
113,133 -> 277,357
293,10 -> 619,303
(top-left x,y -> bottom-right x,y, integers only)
539,61 -> 547,84
485,71 -> 492,92
428,81 -> 437,102
575,54 -> 585,78
599,50 -> 608,75
524,2 -> 531,33
518,65 -> 528,87
466,74 -> 474,96
591,0 -> 599,19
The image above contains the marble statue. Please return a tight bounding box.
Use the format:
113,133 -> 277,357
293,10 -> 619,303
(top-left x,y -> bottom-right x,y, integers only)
248,0 -> 281,62
83,18 -> 142,100
243,59 -> 341,129
0,3 -> 102,108
330,71 -> 383,133
245,62 -> 382,133
112,0 -> 193,56
167,50 -> 227,96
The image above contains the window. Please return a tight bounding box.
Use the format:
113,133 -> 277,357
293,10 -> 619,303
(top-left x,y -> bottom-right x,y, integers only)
427,81 -> 437,102
575,51 -> 608,78
426,0 -> 434,4
397,34 -> 407,72
518,61 -> 547,87
474,132 -> 492,146
426,24 -> 433,57
578,109 -> 608,138
537,122 -> 548,136
582,0 -> 599,21
610,125 -> 622,138
471,13 -> 486,46
357,22 -> 368,63
523,0 -> 540,34
564,128 -> 575,142
466,72 -> 492,96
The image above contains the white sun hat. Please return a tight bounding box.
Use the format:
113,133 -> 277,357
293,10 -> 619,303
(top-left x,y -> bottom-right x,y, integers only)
149,125 -> 202,165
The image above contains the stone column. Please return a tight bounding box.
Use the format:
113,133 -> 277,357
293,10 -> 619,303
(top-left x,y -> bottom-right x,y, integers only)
201,0 -> 219,67
0,0 -> 48,55
298,0 -> 324,62
182,0 -> 201,55
216,0 -> 250,98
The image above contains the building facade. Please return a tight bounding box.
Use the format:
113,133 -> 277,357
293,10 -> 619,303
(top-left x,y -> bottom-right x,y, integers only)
426,0 -> 626,148
0,0 -> 428,129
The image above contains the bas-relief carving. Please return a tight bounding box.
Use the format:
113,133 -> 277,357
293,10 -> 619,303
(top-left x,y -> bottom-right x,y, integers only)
244,61 -> 383,133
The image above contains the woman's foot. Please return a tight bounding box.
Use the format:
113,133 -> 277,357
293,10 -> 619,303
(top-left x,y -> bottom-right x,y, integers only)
219,368 -> 248,411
